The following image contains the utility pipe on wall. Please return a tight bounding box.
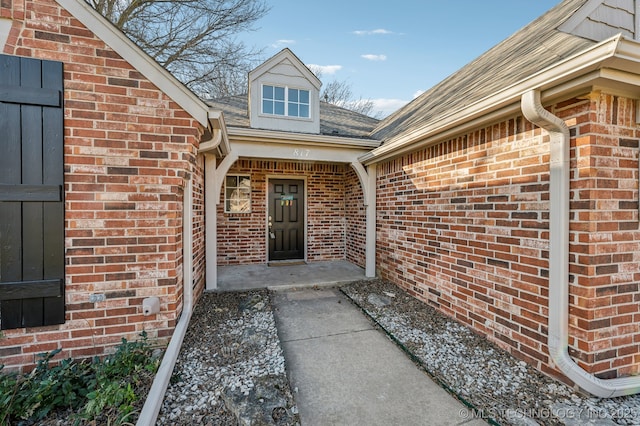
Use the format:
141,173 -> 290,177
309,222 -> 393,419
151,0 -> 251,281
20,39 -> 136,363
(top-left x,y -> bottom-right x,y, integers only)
521,89 -> 640,398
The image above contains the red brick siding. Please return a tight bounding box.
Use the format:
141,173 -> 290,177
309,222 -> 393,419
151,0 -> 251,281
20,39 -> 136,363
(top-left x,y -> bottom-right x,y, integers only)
376,92 -> 640,381
192,154 -> 206,301
0,0 -> 205,371
345,168 -> 366,268
568,93 -> 640,379
217,159 -> 357,264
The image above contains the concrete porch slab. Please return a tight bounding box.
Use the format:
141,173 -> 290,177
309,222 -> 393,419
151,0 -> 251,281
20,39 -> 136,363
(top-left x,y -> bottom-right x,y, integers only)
216,260 -> 368,291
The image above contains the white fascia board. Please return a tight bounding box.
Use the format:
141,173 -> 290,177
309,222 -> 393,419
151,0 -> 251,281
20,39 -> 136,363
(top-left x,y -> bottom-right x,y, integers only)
227,126 -> 381,150
361,35 -> 640,165
55,0 -> 210,128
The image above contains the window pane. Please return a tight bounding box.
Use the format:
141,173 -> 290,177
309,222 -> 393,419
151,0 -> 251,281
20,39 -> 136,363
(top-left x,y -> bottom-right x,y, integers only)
288,103 -> 299,117
225,175 -> 251,213
289,88 -> 298,102
263,100 -> 273,114
275,100 -> 285,115
300,90 -> 309,104
263,85 -> 273,99
299,104 -> 309,118
274,86 -> 285,100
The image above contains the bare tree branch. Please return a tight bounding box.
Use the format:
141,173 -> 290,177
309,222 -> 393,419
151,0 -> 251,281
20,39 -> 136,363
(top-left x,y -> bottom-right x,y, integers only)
91,0 -> 269,98
310,68 -> 378,118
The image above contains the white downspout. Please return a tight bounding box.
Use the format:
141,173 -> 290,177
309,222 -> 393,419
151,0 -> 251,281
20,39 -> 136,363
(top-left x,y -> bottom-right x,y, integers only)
521,89 -> 640,398
137,176 -> 194,425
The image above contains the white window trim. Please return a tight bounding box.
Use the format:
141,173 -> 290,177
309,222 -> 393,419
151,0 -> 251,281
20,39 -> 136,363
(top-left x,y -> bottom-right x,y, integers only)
260,83 -> 311,120
224,174 -> 251,213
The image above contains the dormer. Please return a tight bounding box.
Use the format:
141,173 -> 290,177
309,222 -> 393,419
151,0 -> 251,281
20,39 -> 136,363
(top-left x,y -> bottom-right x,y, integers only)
248,48 -> 322,134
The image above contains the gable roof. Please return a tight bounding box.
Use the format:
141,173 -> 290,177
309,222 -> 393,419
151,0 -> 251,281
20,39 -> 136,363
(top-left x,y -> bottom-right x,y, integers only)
371,0 -> 594,142
54,0 -> 219,133
249,48 -> 322,90
207,95 -> 380,139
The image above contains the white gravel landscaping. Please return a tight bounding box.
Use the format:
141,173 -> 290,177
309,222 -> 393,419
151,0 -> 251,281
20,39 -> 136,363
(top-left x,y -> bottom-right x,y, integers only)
341,279 -> 640,426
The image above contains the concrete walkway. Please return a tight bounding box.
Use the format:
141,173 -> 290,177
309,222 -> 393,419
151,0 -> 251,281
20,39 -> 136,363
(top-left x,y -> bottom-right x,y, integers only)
272,286 -> 487,426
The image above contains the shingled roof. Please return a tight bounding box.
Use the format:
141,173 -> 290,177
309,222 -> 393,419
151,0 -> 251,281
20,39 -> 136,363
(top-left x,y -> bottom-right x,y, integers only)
371,0 -> 594,142
206,95 -> 380,139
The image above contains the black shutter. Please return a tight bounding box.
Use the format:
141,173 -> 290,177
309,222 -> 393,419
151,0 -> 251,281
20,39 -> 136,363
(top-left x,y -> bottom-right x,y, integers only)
0,54 -> 65,329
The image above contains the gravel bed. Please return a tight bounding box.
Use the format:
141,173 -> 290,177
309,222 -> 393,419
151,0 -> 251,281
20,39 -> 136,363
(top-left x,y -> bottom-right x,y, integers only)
157,290 -> 299,425
341,279 -> 640,426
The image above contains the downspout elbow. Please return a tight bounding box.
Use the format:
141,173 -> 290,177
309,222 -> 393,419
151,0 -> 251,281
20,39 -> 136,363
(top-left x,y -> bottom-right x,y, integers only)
521,89 -> 640,398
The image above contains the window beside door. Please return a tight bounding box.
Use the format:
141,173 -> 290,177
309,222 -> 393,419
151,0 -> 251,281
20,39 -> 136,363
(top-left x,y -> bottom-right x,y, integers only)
225,175 -> 251,213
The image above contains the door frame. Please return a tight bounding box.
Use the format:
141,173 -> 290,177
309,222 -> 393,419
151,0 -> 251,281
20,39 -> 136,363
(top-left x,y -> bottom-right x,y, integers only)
266,175 -> 307,263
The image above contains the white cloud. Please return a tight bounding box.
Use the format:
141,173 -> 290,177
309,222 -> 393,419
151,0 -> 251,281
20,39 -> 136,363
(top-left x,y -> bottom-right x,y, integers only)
353,29 -> 393,36
306,64 -> 342,75
371,98 -> 410,118
361,54 -> 387,61
413,90 -> 425,98
271,39 -> 296,48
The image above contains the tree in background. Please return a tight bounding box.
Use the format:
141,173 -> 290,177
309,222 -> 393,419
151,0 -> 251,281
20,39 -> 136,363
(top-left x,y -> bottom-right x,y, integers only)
321,79 -> 377,118
309,66 -> 376,118
92,0 -> 378,117
91,0 -> 269,99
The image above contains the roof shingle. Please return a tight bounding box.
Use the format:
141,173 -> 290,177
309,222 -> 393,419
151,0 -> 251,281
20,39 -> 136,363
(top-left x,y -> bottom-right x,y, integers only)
371,0 -> 594,142
206,96 -> 380,139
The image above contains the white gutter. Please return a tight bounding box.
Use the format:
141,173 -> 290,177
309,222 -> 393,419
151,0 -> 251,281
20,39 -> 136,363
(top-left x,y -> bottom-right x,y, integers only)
137,176 -> 194,425
199,109 -> 231,156
521,89 -> 640,398
361,35 -> 635,166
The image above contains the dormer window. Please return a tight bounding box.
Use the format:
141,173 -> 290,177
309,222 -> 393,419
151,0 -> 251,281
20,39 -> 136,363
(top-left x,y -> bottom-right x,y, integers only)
262,84 -> 310,118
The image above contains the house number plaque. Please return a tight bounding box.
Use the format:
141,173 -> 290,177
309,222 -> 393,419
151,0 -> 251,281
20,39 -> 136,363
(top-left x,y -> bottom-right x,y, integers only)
293,148 -> 311,158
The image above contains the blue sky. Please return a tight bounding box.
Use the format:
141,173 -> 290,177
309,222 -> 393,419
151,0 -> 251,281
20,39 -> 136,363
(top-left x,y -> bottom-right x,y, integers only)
239,0 -> 562,118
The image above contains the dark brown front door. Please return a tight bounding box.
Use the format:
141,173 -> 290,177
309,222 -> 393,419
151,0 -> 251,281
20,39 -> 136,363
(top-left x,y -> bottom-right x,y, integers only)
268,179 -> 304,261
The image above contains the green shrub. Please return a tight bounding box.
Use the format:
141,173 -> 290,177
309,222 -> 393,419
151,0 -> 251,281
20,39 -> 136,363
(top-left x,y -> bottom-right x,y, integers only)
0,331 -> 161,426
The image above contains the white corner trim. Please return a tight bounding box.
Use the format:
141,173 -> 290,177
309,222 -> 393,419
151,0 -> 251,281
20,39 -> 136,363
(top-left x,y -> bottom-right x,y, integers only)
55,0 -> 210,127
0,18 -> 12,52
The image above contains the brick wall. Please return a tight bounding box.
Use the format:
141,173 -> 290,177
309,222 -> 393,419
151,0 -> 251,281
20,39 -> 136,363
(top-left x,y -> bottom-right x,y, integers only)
568,92 -> 640,379
217,159 -> 363,265
376,91 -> 640,381
0,0 -> 206,371
345,167 -> 366,268
192,155 -> 206,300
